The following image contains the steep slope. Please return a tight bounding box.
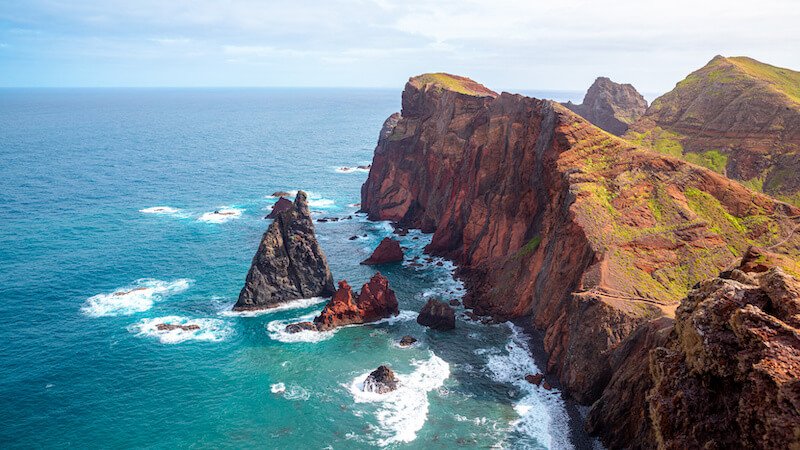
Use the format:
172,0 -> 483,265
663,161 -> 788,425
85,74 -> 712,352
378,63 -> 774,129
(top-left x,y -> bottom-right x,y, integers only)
626,56 -> 800,205
564,77 -> 648,135
234,191 -> 335,311
361,72 -> 800,414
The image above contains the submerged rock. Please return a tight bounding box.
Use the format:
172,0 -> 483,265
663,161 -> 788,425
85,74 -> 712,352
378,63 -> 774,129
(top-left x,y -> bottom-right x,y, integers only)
265,197 -> 293,219
155,323 -> 200,332
361,237 -> 404,265
313,273 -> 399,331
233,191 -> 335,311
399,335 -> 417,347
284,322 -> 317,333
417,299 -> 456,330
363,365 -> 398,394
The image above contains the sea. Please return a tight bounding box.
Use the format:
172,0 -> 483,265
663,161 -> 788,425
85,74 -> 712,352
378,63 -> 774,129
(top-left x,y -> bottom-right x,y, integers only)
0,87 -> 586,449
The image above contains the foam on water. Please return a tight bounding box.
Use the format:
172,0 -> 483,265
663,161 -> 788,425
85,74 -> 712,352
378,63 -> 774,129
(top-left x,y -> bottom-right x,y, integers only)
282,385 -> 311,401
334,166 -> 370,174
270,383 -> 286,394
307,198 -> 335,208
81,278 -> 192,317
139,206 -> 182,215
348,352 -> 450,446
266,310 -> 417,343
197,207 -> 243,223
219,296 -> 327,317
129,316 -> 232,344
484,323 -> 574,449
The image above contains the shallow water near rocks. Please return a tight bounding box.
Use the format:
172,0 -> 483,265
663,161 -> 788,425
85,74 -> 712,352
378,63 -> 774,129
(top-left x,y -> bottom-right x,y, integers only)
0,88 -> 583,449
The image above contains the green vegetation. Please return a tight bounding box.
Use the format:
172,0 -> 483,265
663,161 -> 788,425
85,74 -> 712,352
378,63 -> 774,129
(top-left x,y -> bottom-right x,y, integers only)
684,150 -> 728,174
626,127 -> 684,158
515,235 -> 542,259
728,56 -> 800,104
410,73 -> 493,97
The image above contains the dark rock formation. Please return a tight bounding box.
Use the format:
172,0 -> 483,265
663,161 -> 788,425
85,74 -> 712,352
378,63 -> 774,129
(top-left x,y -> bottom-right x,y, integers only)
272,191 -> 291,197
361,237 -> 404,265
525,373 -> 544,386
417,299 -> 456,330
313,273 -> 399,331
363,365 -> 398,394
233,191 -> 335,311
265,197 -> 293,219
284,322 -> 317,333
449,299 -> 460,306
155,323 -> 200,332
626,56 -> 800,205
399,335 -> 417,347
564,77 -> 647,135
360,73 -> 800,447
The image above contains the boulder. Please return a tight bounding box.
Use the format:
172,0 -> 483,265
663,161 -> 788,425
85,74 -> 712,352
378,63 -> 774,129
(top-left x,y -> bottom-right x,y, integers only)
361,237 -> 404,265
284,322 -> 317,333
363,365 -> 398,394
525,373 -> 544,386
399,335 -> 417,347
313,273 -> 399,331
155,323 -> 200,332
233,191 -> 335,311
449,299 -> 460,307
272,191 -> 291,197
265,197 -> 293,219
417,299 -> 456,330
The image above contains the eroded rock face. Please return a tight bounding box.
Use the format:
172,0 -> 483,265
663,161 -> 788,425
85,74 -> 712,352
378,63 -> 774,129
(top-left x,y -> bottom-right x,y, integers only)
265,197 -> 293,219
363,365 -> 398,394
313,274 -> 399,331
564,77 -> 647,135
361,237 -> 404,265
648,251 -> 800,450
417,299 -> 456,330
361,73 -> 800,406
234,191 -> 335,311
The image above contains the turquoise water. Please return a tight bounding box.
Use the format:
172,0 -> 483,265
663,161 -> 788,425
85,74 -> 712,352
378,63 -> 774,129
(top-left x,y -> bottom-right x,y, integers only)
0,88 -> 579,449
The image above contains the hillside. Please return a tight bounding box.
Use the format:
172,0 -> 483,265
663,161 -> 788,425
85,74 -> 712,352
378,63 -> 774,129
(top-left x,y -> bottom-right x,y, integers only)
626,56 -> 800,205
563,76 -> 648,135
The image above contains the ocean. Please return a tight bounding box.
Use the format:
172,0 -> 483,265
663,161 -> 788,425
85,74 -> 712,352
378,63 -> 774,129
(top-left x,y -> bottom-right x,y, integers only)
0,87 -> 584,449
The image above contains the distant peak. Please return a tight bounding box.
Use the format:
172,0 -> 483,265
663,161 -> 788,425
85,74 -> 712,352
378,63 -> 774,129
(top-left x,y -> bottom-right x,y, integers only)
408,73 -> 498,97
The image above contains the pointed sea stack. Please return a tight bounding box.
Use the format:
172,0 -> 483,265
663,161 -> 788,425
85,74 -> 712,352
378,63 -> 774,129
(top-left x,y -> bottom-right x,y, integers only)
313,273 -> 399,331
563,76 -> 647,135
233,191 -> 335,311
265,197 -> 293,219
361,237 -> 404,265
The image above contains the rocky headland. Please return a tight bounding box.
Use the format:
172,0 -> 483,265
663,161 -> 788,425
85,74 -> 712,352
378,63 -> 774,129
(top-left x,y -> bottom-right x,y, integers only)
360,72 -> 800,448
234,191 -> 335,311
564,76 -> 647,136
626,56 -> 800,206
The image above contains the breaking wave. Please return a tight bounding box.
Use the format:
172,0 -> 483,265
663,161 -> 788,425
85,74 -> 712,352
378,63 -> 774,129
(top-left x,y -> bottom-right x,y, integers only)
128,316 -> 231,344
81,278 -> 192,317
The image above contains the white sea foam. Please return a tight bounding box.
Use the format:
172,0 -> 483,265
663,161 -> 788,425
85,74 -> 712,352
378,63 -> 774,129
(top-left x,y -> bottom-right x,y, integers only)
139,206 -> 181,215
220,296 -> 328,317
270,382 -> 286,394
197,207 -> 243,223
334,166 -> 370,174
308,198 -> 335,208
128,316 -> 231,344
348,352 -> 450,446
82,278 -> 192,317
484,323 -> 574,449
266,310 -> 417,343
282,385 -> 311,401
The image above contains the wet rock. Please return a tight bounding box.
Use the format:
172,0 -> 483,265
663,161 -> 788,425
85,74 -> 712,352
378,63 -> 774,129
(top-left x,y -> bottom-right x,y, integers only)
284,322 -> 317,333
363,365 -> 398,394
525,373 -> 544,386
399,335 -> 417,347
348,235 -> 359,240
542,381 -> 552,390
234,191 -> 335,311
155,323 -> 200,332
361,237 -> 404,265
272,191 -> 291,197
417,299 -> 456,330
449,299 -> 460,307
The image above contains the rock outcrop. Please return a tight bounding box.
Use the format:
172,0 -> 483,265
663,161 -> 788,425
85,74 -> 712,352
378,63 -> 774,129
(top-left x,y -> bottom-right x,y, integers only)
361,237 -> 404,265
360,72 -> 800,447
234,191 -> 335,311
399,335 -> 417,347
265,197 -> 293,219
363,365 -> 398,394
417,299 -> 456,330
564,77 -> 647,135
626,56 -> 800,205
312,273 -> 399,331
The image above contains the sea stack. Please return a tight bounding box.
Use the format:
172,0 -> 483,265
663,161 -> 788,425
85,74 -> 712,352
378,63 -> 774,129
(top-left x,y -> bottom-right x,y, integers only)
563,76 -> 647,136
361,237 -> 404,265
312,273 -> 399,331
233,191 -> 335,311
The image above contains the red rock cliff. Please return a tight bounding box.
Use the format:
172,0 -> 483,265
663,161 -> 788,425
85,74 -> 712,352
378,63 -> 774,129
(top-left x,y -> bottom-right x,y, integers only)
361,73 -> 800,444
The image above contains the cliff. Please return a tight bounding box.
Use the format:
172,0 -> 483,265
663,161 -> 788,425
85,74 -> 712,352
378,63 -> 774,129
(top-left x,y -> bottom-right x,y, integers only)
361,73 -> 800,446
234,191 -> 335,311
564,77 -> 648,135
626,56 -> 800,206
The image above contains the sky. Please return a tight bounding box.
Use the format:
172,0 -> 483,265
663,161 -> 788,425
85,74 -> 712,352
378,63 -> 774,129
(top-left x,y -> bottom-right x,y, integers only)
1,0 -> 799,94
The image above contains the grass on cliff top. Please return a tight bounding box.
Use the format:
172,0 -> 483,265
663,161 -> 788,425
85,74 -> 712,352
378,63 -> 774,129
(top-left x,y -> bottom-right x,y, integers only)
625,127 -> 684,158
727,56 -> 800,105
684,150 -> 728,174
410,73 -> 496,97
